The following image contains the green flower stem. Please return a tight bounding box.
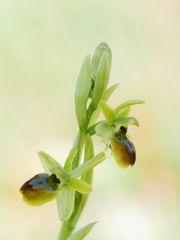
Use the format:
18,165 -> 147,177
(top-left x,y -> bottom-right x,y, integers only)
59,130 -> 88,239
72,127 -> 86,169
59,110 -> 97,239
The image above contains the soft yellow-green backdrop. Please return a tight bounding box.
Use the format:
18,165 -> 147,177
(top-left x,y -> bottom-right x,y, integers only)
0,1 -> 179,239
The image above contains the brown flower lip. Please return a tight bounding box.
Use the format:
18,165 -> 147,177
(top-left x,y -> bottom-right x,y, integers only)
115,134 -> 136,165
110,126 -> 136,168
20,173 -> 60,206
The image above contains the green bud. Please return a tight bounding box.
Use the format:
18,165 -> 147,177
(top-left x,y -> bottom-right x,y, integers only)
20,174 -> 60,206
75,54 -> 92,127
91,51 -> 111,109
92,42 -> 112,78
110,127 -> 136,168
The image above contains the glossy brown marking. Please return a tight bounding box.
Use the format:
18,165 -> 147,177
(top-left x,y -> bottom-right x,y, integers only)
20,173 -> 60,206
110,128 -> 136,168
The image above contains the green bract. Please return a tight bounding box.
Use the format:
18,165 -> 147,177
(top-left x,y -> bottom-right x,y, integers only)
67,222 -> 97,240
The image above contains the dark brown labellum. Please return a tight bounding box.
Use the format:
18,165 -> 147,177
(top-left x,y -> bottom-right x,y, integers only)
20,174 -> 60,206
110,127 -> 136,168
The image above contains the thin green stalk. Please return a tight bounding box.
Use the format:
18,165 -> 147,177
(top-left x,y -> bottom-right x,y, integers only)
59,128 -> 87,240
72,127 -> 86,169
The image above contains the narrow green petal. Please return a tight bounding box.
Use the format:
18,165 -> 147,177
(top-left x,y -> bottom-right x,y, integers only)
64,148 -> 78,172
115,99 -> 145,114
116,106 -> 131,118
70,152 -> 106,178
100,101 -> 115,122
102,83 -> 119,101
113,117 -> 139,127
89,83 -> 118,125
69,177 -> 92,194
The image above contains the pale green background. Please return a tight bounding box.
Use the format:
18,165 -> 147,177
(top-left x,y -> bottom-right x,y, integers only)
0,0 -> 180,239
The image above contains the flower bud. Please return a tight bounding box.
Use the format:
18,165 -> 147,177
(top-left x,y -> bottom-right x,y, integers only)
75,54 -> 92,127
110,127 -> 136,168
91,51 -> 111,109
92,42 -> 112,78
20,174 -> 60,206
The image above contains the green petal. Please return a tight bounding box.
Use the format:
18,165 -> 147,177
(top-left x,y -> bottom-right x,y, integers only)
89,83 -> 119,125
64,148 -> 78,172
100,101 -> 115,122
69,177 -> 92,194
116,106 -> 131,118
113,117 -> 139,127
71,152 -> 106,178
115,99 -> 145,114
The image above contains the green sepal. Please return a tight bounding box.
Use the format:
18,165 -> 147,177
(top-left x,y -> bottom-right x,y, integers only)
95,121 -> 115,140
64,148 -> 78,172
113,117 -> 139,127
75,54 -> 92,127
67,222 -> 97,240
115,99 -> 145,114
56,185 -> 75,221
89,83 -> 118,126
38,151 -> 62,174
70,152 -> 106,178
116,106 -> 131,118
69,177 -> 92,194
100,101 -> 115,122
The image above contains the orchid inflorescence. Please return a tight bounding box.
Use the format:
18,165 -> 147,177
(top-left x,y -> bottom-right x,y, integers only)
20,42 -> 144,240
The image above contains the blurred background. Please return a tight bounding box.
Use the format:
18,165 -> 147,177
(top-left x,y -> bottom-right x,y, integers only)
0,0 -> 179,239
